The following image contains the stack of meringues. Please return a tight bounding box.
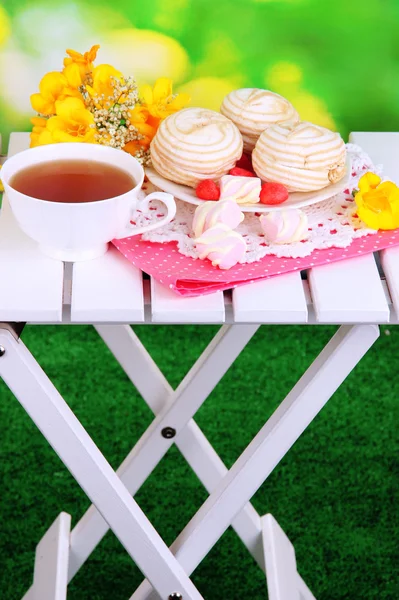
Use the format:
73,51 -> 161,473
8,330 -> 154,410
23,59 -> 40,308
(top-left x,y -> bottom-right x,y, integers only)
150,88 -> 346,193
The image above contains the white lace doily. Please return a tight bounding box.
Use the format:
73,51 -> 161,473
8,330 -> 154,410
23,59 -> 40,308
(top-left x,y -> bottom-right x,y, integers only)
133,144 -> 381,262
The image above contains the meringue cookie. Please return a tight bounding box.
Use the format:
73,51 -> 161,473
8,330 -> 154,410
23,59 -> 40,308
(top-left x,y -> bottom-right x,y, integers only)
252,121 -> 347,192
192,200 -> 244,238
260,209 -> 308,244
220,88 -> 299,152
195,223 -> 246,269
220,175 -> 261,205
150,107 -> 243,188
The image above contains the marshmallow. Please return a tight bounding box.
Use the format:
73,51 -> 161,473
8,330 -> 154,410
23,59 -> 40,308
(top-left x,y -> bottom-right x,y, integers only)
192,200 -> 244,238
260,209 -> 308,244
195,223 -> 246,269
220,175 -> 261,204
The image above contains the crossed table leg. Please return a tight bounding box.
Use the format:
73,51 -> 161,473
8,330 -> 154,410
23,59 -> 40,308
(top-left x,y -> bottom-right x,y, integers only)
0,322 -> 379,599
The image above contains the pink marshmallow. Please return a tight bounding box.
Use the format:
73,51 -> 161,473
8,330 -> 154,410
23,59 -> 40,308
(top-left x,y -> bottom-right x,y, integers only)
260,209 -> 308,244
192,199 -> 244,238
220,175 -> 262,204
195,223 -> 247,269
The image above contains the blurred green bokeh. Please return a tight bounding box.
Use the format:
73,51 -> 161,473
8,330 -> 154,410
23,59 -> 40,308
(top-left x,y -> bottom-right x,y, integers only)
0,0 -> 398,150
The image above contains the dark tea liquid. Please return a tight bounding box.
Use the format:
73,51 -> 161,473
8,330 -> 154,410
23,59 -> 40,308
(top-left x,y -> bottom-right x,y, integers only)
10,160 -> 136,203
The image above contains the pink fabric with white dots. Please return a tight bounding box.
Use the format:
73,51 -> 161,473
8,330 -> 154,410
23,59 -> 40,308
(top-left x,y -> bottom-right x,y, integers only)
112,229 -> 399,297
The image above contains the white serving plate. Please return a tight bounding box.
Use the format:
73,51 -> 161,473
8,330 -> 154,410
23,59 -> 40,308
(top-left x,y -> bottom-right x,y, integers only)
146,155 -> 352,213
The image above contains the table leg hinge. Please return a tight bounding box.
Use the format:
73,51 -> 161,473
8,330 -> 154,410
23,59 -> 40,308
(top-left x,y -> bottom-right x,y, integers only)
161,427 -> 176,439
0,322 -> 26,342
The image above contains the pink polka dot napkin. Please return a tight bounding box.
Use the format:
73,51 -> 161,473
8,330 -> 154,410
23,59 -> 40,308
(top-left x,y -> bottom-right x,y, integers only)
113,228 -> 399,297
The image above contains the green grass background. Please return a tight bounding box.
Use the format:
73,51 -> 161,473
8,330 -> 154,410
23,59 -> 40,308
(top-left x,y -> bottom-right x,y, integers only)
0,323 -> 398,599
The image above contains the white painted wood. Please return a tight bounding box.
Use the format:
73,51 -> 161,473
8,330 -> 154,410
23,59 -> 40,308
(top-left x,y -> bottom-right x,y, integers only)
66,324 -> 263,581
262,515 -> 316,600
0,329 -> 203,600
130,323 -> 379,599
24,513 -> 71,600
262,514 -> 300,600
297,576 -> 317,600
349,132 -> 399,178
381,247 -> 399,320
0,133 -> 64,322
308,254 -> 389,323
71,246 -> 145,322
232,272 -> 308,323
67,323 -> 259,580
350,132 -> 399,323
150,278 -> 225,323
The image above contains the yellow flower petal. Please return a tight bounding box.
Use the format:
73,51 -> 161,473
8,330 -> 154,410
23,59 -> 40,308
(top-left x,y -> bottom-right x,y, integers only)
378,181 -> 399,195
54,97 -> 94,126
63,63 -> 83,89
358,172 -> 381,193
52,129 -> 96,144
140,84 -> 154,106
86,44 -> 100,63
92,64 -> 122,87
356,174 -> 399,230
167,92 -> 191,111
141,78 -> 190,120
123,140 -> 142,156
89,64 -> 123,101
31,116 -> 47,128
152,77 -> 173,103
63,45 -> 100,79
46,116 -> 67,133
357,207 -> 380,230
65,49 -> 84,62
362,189 -> 390,213
65,44 -> 100,65
129,105 -> 150,124
36,129 -> 56,146
39,72 -> 68,100
30,93 -> 54,116
0,165 -> 4,193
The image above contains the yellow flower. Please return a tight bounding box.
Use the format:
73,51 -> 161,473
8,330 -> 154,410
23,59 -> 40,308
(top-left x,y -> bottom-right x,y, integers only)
86,64 -> 124,105
123,121 -> 157,156
63,63 -> 84,89
30,71 -> 81,116
355,172 -> 399,230
30,116 -> 49,147
30,97 -> 96,146
124,105 -> 156,152
140,77 -> 190,122
63,44 -> 100,79
0,165 -> 4,193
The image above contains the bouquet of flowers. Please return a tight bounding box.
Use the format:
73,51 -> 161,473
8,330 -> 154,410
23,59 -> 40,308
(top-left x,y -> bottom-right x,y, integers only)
30,45 -> 190,165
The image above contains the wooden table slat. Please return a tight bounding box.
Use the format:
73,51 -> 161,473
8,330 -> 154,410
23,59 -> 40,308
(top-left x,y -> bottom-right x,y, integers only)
71,247 -> 145,323
308,254 -> 389,323
150,278 -> 225,323
350,132 -> 399,322
0,133 -> 64,322
232,272 -> 308,323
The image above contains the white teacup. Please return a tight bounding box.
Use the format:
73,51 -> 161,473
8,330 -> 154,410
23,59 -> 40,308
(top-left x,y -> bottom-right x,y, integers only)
0,142 -> 176,261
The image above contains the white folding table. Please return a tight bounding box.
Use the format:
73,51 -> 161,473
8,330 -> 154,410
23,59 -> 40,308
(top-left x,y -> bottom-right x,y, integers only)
0,132 -> 397,600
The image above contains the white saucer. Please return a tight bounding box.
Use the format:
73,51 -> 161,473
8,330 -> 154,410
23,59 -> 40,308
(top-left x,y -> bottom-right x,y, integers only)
146,155 -> 351,213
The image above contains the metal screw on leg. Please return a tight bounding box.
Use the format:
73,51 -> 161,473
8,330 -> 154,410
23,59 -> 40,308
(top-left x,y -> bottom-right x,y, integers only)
169,594 -> 183,600
161,426 -> 176,439
0,346 -> 5,357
